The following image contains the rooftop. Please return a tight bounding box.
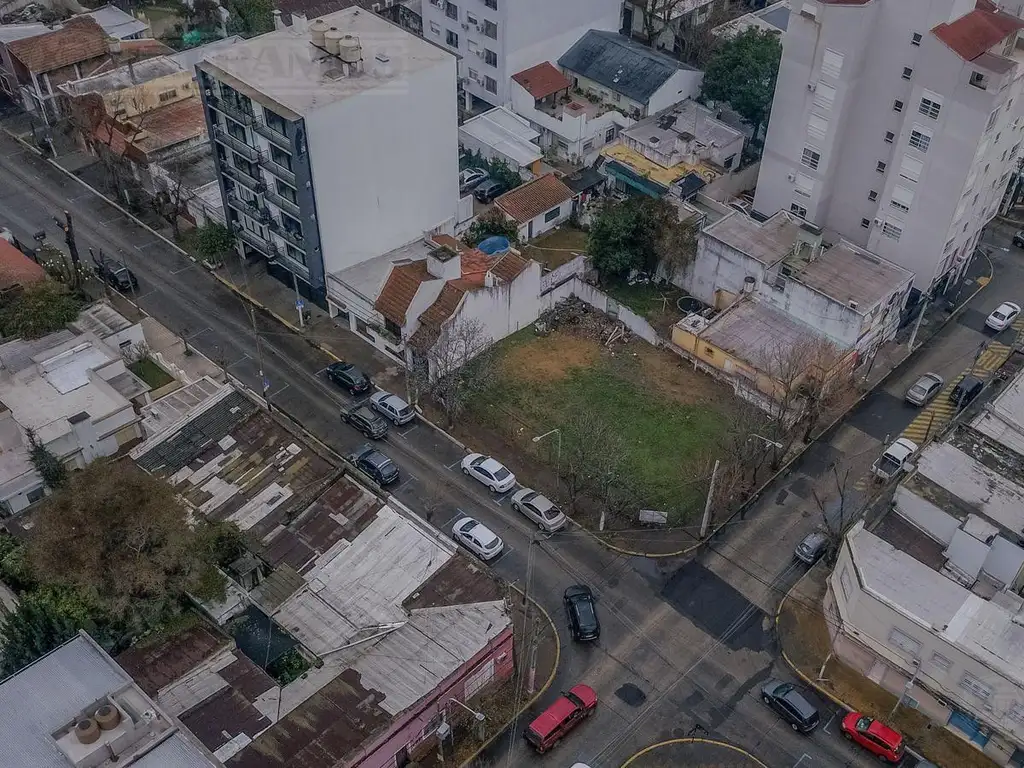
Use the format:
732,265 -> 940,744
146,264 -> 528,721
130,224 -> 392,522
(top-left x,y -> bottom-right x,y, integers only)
84,4 -> 149,39
703,209 -> 804,266
71,301 -> 136,339
0,633 -> 219,768
621,100 -> 745,163
697,298 -> 833,369
713,0 -> 789,37
0,22 -> 48,43
459,107 -> 543,168
511,61 -> 572,100
787,240 -> 912,310
495,173 -> 575,224
373,259 -> 434,325
0,238 -> 45,290
199,6 -> 453,116
95,98 -> 207,157
6,16 -> 108,74
971,367 -> 1024,456
933,3 -> 1024,62
168,35 -> 244,72
330,237 -> 435,304
61,55 -> 183,96
558,29 -> 695,105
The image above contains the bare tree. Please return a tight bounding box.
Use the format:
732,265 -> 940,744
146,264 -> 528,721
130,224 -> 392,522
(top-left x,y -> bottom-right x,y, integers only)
558,407 -> 634,530
636,0 -> 690,48
811,463 -> 857,564
155,156 -> 192,238
417,317 -> 496,428
674,2 -> 738,67
718,399 -> 774,488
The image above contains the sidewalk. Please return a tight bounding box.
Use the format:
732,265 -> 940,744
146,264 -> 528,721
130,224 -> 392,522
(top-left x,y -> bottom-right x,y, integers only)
776,566 -> 998,768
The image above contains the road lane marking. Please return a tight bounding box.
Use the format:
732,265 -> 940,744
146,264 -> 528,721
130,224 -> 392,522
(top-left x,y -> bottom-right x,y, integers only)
489,545 -> 513,565
268,383 -> 290,398
791,754 -> 812,767
446,459 -> 462,470
821,711 -> 836,734
134,241 -> 160,250
397,474 -> 418,491
170,264 -> 193,274
397,424 -> 419,438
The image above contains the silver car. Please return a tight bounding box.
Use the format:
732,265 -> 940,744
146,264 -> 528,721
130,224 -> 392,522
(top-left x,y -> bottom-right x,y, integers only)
511,488 -> 567,532
451,516 -> 504,560
905,372 -> 944,406
370,391 -> 416,425
795,531 -> 829,565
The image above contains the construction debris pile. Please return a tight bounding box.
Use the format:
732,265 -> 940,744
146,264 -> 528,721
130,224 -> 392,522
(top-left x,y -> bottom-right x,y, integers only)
535,296 -> 631,347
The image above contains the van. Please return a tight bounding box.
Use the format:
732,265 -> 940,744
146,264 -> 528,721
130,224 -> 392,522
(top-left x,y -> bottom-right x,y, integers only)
950,375 -> 984,410
523,684 -> 597,753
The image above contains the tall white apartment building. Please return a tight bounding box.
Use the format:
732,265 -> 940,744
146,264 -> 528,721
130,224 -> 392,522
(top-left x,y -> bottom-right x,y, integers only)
420,0 -> 622,108
753,0 -> 1024,293
197,7 -> 460,306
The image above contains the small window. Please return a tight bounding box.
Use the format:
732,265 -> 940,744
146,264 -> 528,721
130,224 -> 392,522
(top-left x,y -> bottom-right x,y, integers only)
801,147 -> 821,170
790,201 -> 808,217
839,567 -> 853,601
893,99 -> 904,113
908,129 -> 931,152
959,673 -> 992,701
484,49 -> 497,67
1009,703 -> 1024,724
482,19 -> 497,38
605,126 -> 616,142
446,29 -> 459,47
484,0 -> 497,8
544,206 -> 561,223
158,89 -> 178,103
466,12 -> 477,24
919,97 -> 941,119
860,218 -> 871,228
26,486 -> 45,504
444,0 -> 458,19
484,76 -> 497,94
887,627 -> 921,656
876,160 -> 887,173
901,67 -> 913,80
884,131 -> 895,143
429,20 -> 440,34
868,190 -> 878,201
911,32 -> 922,45
704,346 -> 715,357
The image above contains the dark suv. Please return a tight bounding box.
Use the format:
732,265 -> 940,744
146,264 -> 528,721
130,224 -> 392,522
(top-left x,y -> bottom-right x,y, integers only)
92,252 -> 138,292
348,443 -> 399,486
950,375 -> 984,410
343,405 -> 388,439
564,585 -> 600,642
326,362 -> 371,394
761,679 -> 820,733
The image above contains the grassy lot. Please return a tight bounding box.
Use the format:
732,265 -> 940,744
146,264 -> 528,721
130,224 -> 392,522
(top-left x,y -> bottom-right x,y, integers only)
130,358 -> 175,389
521,226 -> 589,269
469,328 -> 730,524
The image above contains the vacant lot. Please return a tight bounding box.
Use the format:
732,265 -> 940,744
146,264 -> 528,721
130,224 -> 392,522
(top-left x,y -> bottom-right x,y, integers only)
467,318 -> 736,527
521,226 -> 588,269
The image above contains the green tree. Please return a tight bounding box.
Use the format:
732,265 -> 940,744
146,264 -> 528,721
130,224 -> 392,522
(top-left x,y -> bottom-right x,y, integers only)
193,221 -> 236,265
226,0 -> 273,37
0,282 -> 84,339
587,196 -> 692,281
27,461 -> 225,628
485,158 -> 522,192
189,0 -> 222,32
700,28 -> 782,140
464,208 -> 521,247
0,534 -> 35,593
0,587 -> 108,676
25,428 -> 67,490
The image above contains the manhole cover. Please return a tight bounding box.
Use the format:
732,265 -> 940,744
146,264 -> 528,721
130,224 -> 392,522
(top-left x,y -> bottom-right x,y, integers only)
615,683 -> 647,707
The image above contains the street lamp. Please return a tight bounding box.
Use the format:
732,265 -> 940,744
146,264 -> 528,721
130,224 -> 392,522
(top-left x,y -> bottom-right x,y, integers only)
749,433 -> 783,450
532,428 -> 561,481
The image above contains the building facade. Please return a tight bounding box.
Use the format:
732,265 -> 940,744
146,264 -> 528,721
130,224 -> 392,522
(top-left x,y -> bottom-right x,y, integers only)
419,0 -> 621,108
196,8 -> 460,307
753,0 -> 1024,293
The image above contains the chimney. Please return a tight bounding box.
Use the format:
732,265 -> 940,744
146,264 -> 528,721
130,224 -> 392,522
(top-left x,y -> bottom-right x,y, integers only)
273,9 -> 285,30
107,37 -> 121,55
426,246 -> 462,280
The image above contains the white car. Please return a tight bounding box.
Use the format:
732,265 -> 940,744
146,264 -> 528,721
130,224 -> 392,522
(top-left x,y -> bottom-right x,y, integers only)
458,167 -> 488,192
986,301 -> 1021,331
452,516 -> 504,560
511,488 -> 567,532
461,453 -> 516,493
369,391 -> 415,425
871,438 -> 918,481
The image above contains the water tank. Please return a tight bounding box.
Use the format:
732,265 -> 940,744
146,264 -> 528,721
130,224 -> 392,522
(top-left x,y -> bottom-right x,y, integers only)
95,705 -> 122,731
477,236 -> 510,255
338,35 -> 363,64
309,18 -> 329,48
75,718 -> 100,745
743,275 -> 756,293
324,27 -> 344,55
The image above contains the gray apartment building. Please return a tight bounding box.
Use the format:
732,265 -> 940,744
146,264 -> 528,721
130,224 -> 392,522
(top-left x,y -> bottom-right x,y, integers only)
754,0 -> 1024,294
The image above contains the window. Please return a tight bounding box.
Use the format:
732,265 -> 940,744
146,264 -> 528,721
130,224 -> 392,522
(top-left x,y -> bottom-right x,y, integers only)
884,131 -> 895,143
285,243 -> 306,265
839,567 -> 853,601
466,12 -> 477,24
582,139 -> 593,153
868,190 -> 878,201
429,20 -> 440,34
1009,703 -> 1024,724
919,95 -> 942,119
861,218 -> 871,228
959,674 -> 992,701
26,486 -> 45,505
270,145 -> 291,170
467,67 -> 478,79
807,113 -> 828,140
882,221 -> 903,240
264,108 -> 288,135
890,185 -> 914,213
276,179 -> 298,204
544,206 -> 561,223
723,154 -> 736,170
801,147 -> 821,170
482,19 -> 497,38
704,346 -> 715,357
790,201 -> 808,217
899,154 -> 923,182
484,0 -> 497,8
605,126 -> 616,142
484,76 -> 497,93
794,172 -> 814,197
821,48 -> 844,78
813,82 -> 836,110
887,627 -> 921,656
355,317 -> 372,338
446,29 -> 459,46
893,99 -> 904,112
911,32 -> 922,45
876,160 -> 887,173
908,128 -> 931,151
484,48 -> 497,66
444,0 -> 457,19
158,88 -> 178,103
901,66 -> 913,80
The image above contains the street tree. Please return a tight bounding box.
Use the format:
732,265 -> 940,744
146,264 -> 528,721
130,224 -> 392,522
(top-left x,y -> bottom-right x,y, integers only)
700,28 -> 782,140
674,3 -> 738,67
417,318 -> 496,427
25,428 -> 68,490
193,221 -> 236,265
464,208 -> 520,247
811,463 -> 857,565
27,461 -> 225,628
0,282 -> 84,339
156,157 -> 192,238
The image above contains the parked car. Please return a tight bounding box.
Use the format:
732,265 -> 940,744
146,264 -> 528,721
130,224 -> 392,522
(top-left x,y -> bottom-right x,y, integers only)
459,167 -> 488,193
461,453 -> 516,493
473,178 -> 507,203
326,361 -> 371,394
92,251 -> 138,292
348,443 -> 399,486
369,391 -> 415,425
1014,231 -> 1024,248
794,531 -> 828,565
986,301 -> 1021,331
342,405 -> 388,439
523,684 -> 597,753
564,585 -> 600,642
905,372 -> 944,406
871,438 -> 918,481
950,375 -> 984,410
840,712 -> 905,763
451,516 -> 504,560
511,488 -> 566,532
760,679 -> 820,732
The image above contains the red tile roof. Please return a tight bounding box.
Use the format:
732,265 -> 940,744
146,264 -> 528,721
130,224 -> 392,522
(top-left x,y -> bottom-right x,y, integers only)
0,239 -> 46,290
92,98 -> 207,159
408,282 -> 468,349
512,61 -> 572,101
7,17 -> 108,74
459,248 -> 494,286
932,5 -> 1024,61
490,251 -> 529,283
495,174 -> 575,224
373,260 -> 431,326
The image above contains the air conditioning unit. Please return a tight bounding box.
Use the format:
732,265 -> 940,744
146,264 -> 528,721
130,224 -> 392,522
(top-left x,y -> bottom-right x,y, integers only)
873,217 -> 883,226
807,82 -> 817,91
462,22 -> 469,29
786,172 -> 796,182
476,49 -> 486,58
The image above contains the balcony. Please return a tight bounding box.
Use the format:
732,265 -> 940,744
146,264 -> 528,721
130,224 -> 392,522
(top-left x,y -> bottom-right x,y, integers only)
259,155 -> 296,185
222,163 -> 265,193
226,192 -> 272,223
254,118 -> 292,151
271,220 -> 305,250
233,223 -> 272,254
208,94 -> 254,126
264,189 -> 301,218
213,126 -> 263,162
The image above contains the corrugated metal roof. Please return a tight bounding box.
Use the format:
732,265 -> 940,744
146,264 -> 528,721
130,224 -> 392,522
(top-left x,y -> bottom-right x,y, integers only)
131,732 -> 220,768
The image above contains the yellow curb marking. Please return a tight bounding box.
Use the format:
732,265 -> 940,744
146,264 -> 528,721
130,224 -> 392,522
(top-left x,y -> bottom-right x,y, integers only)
619,737 -> 771,768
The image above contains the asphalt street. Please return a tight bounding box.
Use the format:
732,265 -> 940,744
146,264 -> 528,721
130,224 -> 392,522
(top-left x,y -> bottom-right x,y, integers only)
2,129 -> 1018,768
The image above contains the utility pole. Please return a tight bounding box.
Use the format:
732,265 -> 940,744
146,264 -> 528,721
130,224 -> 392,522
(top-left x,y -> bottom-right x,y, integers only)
292,271 -> 305,328
907,295 -> 930,351
700,459 -> 721,539
53,210 -> 80,268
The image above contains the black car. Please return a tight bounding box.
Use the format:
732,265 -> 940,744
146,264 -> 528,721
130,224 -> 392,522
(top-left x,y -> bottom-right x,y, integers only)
564,585 -> 600,642
950,375 -> 984,410
760,679 -> 820,733
92,252 -> 138,292
343,405 -> 388,439
474,179 -> 507,204
326,362 -> 371,394
1013,230 -> 1024,248
348,443 -> 399,485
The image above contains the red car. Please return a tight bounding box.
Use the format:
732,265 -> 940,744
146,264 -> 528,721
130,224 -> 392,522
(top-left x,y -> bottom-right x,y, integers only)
841,712 -> 905,763
524,684 -> 597,753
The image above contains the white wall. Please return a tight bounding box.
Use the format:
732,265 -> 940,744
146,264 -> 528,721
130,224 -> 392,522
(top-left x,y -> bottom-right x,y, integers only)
675,234 -> 767,306
516,202 -> 571,241
307,57 -> 459,275
647,68 -> 703,115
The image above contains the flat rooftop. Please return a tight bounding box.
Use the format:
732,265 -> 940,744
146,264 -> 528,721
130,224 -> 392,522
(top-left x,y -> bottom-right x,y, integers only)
199,6 -> 453,116
971,366 -> 1024,456
698,298 -> 834,369
788,241 -> 912,310
62,55 -> 182,96
459,107 -> 542,167
623,100 -> 744,155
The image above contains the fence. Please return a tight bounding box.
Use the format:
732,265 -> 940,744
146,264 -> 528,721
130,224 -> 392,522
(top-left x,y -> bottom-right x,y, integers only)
543,276 -> 662,346
539,255 -> 587,294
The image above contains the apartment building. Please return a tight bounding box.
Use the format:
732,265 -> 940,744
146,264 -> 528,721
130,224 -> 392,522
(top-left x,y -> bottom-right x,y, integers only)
753,0 -> 1024,294
420,0 -> 621,108
196,7 -> 459,307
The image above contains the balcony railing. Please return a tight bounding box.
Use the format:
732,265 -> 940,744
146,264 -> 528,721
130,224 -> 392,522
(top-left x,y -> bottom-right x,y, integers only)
233,223 -> 272,254
222,163 -> 265,193
208,94 -> 254,126
226,192 -> 272,223
259,155 -> 296,185
264,189 -> 301,218
213,126 -> 263,162
254,118 -> 292,151
271,220 -> 305,249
